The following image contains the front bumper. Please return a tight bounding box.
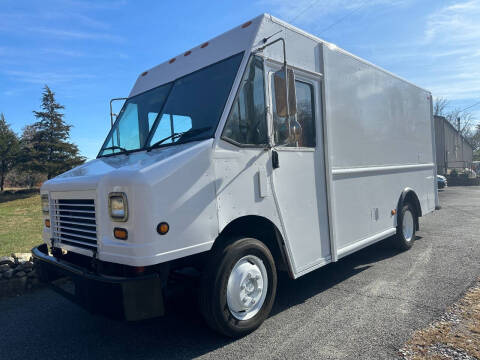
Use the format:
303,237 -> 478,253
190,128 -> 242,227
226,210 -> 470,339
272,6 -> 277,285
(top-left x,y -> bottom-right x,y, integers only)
32,244 -> 164,321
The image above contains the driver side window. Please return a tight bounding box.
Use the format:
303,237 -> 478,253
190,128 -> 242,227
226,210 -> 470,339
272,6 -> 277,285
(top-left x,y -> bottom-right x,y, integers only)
222,56 -> 267,146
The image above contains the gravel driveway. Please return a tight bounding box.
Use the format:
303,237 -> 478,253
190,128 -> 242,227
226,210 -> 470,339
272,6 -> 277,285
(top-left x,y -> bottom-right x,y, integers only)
1,186 -> 479,360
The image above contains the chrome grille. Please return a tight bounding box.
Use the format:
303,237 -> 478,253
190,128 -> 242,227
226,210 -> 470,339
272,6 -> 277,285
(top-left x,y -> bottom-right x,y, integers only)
51,199 -> 97,250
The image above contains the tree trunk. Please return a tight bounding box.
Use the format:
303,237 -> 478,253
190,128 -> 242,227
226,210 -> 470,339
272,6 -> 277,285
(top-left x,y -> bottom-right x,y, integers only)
0,161 -> 5,192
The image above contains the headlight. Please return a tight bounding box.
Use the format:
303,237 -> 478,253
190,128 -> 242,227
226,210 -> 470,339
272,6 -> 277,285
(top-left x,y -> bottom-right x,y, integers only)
41,194 -> 49,214
109,192 -> 128,221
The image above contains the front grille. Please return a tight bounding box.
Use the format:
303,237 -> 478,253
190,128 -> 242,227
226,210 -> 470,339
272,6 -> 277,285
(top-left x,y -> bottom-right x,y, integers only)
51,199 -> 97,250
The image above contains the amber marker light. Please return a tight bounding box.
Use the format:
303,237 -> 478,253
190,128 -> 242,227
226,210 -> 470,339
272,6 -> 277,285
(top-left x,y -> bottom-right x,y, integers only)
45,219 -> 50,228
184,50 -> 192,56
241,20 -> 252,28
391,209 -> 397,216
200,42 -> 209,48
157,222 -> 169,235
114,227 -> 128,240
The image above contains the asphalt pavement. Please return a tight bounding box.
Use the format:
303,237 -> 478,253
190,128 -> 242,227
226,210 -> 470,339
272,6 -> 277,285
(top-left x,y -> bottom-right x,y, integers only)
0,186 -> 479,360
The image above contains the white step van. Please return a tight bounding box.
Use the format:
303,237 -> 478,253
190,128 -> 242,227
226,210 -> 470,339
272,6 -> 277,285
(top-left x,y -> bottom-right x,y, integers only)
33,14 -> 438,337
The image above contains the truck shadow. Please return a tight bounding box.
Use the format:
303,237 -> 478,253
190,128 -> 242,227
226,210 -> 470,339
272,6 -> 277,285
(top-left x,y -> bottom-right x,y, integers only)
118,237 -> 405,358
0,237 -> 407,360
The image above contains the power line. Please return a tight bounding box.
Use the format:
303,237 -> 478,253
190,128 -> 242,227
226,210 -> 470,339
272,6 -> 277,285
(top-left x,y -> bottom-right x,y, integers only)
289,0 -> 321,23
459,100 -> 480,113
318,3 -> 366,35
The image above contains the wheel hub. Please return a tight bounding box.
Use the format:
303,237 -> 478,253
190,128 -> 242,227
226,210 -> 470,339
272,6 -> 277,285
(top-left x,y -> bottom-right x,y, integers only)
402,209 -> 414,242
227,255 -> 268,320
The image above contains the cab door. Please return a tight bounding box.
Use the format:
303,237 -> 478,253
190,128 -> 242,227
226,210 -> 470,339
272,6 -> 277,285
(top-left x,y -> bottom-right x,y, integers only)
267,65 -> 331,275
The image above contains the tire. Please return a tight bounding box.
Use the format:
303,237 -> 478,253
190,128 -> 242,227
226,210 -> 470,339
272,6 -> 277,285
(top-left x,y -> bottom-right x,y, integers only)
199,237 -> 277,337
395,203 -> 417,251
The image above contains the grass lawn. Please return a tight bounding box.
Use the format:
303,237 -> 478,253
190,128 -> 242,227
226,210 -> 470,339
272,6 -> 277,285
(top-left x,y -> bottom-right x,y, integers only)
0,192 -> 43,256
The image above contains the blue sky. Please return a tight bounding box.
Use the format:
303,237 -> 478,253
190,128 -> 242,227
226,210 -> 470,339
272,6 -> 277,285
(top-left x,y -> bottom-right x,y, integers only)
1,0 -> 479,160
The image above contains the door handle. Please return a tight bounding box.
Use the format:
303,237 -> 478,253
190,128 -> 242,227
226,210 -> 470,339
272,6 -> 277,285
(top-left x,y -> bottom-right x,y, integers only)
272,150 -> 280,169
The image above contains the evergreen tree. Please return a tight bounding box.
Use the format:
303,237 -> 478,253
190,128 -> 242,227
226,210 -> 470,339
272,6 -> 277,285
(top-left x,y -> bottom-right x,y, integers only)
16,124 -> 44,188
0,113 -> 20,191
30,85 -> 85,179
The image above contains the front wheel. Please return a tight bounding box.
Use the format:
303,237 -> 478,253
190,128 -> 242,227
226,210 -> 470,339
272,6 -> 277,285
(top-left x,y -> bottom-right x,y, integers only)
199,237 -> 277,337
395,203 -> 417,250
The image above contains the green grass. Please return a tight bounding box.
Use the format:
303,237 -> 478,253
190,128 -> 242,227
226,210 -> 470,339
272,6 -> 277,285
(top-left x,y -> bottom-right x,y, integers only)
0,193 -> 43,256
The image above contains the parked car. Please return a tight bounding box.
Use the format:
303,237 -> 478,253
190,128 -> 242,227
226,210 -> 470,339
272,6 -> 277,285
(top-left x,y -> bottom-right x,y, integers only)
437,175 -> 447,189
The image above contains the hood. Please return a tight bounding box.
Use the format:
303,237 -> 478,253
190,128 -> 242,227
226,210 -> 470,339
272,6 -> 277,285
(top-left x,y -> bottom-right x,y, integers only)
42,140 -> 212,191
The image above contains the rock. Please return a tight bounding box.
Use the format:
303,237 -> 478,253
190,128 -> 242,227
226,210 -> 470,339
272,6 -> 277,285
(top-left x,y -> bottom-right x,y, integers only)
27,271 -> 36,278
0,256 -> 14,266
15,271 -> 26,278
0,264 -> 11,272
3,269 -> 13,279
12,253 -> 32,264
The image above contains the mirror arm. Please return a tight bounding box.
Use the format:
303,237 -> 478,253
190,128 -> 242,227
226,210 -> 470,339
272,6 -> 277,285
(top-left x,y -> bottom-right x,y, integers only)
255,37 -> 287,70
109,97 -> 128,127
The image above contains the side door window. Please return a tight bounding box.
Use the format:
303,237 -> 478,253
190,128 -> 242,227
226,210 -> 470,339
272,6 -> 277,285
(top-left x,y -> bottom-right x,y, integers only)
222,56 -> 267,146
271,77 -> 316,148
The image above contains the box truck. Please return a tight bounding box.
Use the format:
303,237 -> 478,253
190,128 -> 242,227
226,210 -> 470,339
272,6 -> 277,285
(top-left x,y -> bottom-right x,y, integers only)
33,13 -> 438,337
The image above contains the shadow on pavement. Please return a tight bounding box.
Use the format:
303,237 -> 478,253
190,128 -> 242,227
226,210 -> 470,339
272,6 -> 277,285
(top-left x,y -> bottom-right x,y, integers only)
0,237 -> 404,360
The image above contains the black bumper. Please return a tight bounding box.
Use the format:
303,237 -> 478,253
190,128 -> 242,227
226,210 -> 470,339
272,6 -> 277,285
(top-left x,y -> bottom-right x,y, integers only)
32,244 -> 164,321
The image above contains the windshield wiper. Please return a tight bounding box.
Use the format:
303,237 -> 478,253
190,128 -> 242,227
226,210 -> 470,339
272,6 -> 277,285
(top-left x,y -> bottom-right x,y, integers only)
100,145 -> 130,156
147,127 -> 211,151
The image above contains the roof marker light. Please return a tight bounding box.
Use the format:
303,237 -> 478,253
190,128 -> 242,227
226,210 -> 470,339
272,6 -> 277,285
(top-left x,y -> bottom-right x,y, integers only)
169,58 -> 176,64
200,42 -> 209,48
141,71 -> 148,76
184,50 -> 192,56
241,21 -> 252,28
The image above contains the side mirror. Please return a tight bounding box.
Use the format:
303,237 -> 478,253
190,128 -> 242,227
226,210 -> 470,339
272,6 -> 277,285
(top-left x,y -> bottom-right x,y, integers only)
273,67 -> 297,118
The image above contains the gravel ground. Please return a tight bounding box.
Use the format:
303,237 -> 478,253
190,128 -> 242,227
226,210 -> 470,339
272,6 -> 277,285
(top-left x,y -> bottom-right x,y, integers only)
0,186 -> 479,360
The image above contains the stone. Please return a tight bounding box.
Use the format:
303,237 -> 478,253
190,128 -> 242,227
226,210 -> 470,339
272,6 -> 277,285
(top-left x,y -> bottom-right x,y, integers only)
0,256 -> 14,266
27,271 -> 36,278
3,269 -> 13,279
15,271 -> 26,278
0,264 -> 11,272
12,253 -> 32,264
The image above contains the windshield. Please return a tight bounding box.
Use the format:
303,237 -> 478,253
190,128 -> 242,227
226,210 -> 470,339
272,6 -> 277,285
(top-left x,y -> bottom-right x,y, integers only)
98,52 -> 244,157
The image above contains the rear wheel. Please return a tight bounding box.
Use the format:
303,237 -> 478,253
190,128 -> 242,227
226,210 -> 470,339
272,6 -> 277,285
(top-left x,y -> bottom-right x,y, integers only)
395,203 -> 417,250
199,237 -> 277,337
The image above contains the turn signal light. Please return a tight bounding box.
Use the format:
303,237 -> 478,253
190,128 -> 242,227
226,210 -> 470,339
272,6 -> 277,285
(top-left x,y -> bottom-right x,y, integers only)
157,222 -> 169,235
391,209 -> 397,215
114,227 -> 128,240
45,219 -> 50,228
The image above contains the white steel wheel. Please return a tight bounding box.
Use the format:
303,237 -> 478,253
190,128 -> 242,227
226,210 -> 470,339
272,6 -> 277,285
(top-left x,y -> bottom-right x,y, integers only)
402,209 -> 415,242
226,255 -> 268,320
199,237 -> 277,338
395,203 -> 417,251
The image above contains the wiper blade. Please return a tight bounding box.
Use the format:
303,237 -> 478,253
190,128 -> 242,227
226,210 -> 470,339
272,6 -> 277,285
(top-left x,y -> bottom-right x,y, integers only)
147,127 -> 211,151
100,145 -> 130,156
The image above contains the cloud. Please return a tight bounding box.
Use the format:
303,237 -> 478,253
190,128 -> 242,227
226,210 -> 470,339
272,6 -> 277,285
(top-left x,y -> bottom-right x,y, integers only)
424,0 -> 480,45
420,0 -> 480,101
26,26 -> 124,42
4,70 -> 95,84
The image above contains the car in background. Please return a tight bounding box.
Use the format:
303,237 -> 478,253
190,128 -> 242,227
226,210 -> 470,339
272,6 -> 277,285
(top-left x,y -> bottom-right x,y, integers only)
437,175 -> 447,189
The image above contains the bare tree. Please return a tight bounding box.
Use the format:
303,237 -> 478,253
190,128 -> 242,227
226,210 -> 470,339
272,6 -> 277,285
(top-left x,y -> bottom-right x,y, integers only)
433,97 -> 449,116
433,97 -> 476,138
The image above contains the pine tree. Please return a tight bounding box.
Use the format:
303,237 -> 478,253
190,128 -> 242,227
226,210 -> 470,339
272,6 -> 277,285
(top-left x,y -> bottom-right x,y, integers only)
0,113 -> 20,191
30,85 -> 85,179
